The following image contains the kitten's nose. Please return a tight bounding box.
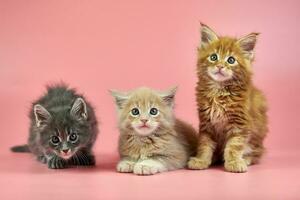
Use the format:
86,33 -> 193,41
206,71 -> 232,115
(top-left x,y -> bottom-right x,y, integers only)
216,65 -> 223,70
62,149 -> 70,154
141,119 -> 148,124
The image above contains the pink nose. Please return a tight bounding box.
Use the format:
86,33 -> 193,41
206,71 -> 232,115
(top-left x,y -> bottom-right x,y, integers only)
141,119 -> 148,123
62,149 -> 69,154
216,65 -> 223,70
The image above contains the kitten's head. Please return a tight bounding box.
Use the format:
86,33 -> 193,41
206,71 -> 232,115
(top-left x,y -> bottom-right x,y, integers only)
198,23 -> 258,83
110,87 -> 176,136
33,98 -> 90,160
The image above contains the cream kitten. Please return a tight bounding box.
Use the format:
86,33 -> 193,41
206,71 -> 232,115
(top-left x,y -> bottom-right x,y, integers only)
111,87 -> 198,175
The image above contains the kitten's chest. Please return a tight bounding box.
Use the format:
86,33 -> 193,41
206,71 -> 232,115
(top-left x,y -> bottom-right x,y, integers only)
120,134 -> 157,160
208,98 -> 227,129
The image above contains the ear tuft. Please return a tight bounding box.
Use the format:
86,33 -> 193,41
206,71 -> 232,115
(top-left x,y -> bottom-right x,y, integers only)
160,86 -> 177,106
109,90 -> 129,109
33,104 -> 51,127
237,32 -> 259,59
71,98 -> 88,121
200,23 -> 219,48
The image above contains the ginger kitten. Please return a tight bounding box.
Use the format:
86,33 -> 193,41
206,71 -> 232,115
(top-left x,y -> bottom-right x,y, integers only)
111,87 -> 198,175
188,24 -> 268,173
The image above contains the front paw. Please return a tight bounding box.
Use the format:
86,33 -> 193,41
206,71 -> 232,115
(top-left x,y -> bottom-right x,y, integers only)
117,160 -> 135,173
47,157 -> 67,169
72,153 -> 95,166
187,157 -> 211,170
224,159 -> 248,173
133,159 -> 167,175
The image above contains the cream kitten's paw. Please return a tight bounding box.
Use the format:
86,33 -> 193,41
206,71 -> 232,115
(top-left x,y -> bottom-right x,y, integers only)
133,159 -> 167,175
187,157 -> 211,170
224,159 -> 248,173
117,159 -> 136,173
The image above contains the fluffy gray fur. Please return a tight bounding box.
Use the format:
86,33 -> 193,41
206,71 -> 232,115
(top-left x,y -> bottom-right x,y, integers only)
11,84 -> 98,169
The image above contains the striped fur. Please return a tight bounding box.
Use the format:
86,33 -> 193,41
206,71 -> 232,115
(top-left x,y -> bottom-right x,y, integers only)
188,24 -> 268,173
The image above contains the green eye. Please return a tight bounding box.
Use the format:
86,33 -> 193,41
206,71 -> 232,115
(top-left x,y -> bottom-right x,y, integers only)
227,56 -> 236,64
131,108 -> 140,116
149,108 -> 158,116
210,53 -> 218,61
51,136 -> 60,145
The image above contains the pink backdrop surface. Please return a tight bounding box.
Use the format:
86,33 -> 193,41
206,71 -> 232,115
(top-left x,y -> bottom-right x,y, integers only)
0,0 -> 300,199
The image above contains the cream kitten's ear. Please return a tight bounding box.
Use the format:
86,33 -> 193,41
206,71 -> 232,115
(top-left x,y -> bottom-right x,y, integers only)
237,32 -> 259,60
160,87 -> 177,106
200,23 -> 219,48
110,90 -> 129,109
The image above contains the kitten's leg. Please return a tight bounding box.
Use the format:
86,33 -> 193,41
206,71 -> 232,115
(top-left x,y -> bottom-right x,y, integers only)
71,149 -> 95,166
133,158 -> 167,175
224,135 -> 248,173
188,134 -> 216,170
117,157 -> 136,173
47,155 -> 68,169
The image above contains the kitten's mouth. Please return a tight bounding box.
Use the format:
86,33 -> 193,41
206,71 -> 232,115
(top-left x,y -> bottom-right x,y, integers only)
59,149 -> 73,159
139,124 -> 150,129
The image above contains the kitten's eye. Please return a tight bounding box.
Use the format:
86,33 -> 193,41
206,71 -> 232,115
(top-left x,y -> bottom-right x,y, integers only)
149,108 -> 159,116
51,136 -> 60,145
209,53 -> 218,62
131,108 -> 140,116
227,56 -> 236,64
68,133 -> 78,143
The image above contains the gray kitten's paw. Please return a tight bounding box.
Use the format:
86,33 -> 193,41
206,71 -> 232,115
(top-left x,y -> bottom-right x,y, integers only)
117,159 -> 135,173
37,155 -> 47,164
47,157 -> 67,169
72,153 -> 95,166
133,159 -> 167,175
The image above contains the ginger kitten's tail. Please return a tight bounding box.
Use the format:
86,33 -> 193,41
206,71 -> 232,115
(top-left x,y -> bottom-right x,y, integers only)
10,144 -> 30,153
175,119 -> 198,156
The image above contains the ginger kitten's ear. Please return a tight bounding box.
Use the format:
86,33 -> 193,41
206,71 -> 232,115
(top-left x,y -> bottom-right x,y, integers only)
200,23 -> 219,48
237,32 -> 259,60
71,98 -> 88,121
34,104 -> 51,127
160,87 -> 177,106
110,90 -> 129,109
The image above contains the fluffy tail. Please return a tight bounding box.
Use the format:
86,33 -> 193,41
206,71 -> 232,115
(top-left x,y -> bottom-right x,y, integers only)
175,119 -> 199,156
10,144 -> 30,153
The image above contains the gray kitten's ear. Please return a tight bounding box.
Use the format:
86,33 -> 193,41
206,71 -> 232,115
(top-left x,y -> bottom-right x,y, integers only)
109,90 -> 129,109
71,98 -> 88,120
200,23 -> 219,48
34,104 -> 51,127
160,86 -> 177,106
237,32 -> 259,60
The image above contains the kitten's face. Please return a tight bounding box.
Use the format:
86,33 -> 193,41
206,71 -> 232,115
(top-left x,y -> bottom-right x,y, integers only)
198,23 -> 258,83
34,98 -> 90,160
111,87 -> 176,136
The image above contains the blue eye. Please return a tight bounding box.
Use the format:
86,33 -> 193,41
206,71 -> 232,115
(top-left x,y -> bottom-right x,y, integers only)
149,108 -> 158,116
227,56 -> 236,64
210,53 -> 218,61
51,136 -> 60,145
131,108 -> 140,116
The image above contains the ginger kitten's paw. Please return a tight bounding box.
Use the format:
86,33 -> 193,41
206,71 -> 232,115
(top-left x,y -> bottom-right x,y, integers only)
117,160 -> 135,173
187,157 -> 211,170
133,159 -> 167,175
224,159 -> 248,173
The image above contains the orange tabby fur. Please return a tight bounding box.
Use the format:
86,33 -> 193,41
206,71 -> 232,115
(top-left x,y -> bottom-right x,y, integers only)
188,24 -> 268,173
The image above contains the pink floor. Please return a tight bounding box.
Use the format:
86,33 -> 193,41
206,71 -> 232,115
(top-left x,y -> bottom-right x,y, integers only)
0,150 -> 299,200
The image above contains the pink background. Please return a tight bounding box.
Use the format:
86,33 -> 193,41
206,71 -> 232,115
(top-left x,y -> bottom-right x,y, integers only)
0,0 -> 300,199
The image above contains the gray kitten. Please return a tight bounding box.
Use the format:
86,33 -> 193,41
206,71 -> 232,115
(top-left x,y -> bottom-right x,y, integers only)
11,84 -> 98,169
